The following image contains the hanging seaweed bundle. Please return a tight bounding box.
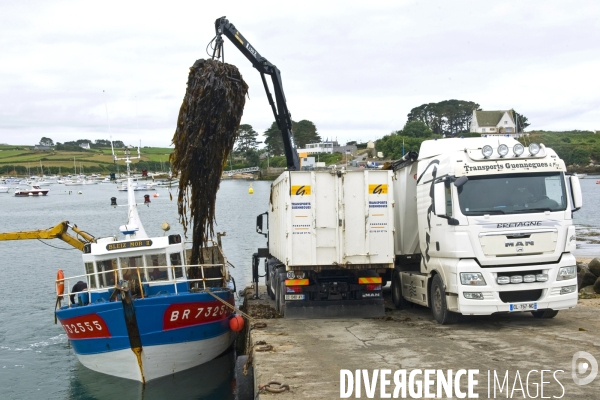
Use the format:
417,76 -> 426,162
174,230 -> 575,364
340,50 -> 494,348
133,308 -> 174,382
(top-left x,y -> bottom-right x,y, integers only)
170,59 -> 248,265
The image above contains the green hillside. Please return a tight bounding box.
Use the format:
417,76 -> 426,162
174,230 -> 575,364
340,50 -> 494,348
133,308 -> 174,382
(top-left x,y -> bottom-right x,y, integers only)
0,145 -> 173,175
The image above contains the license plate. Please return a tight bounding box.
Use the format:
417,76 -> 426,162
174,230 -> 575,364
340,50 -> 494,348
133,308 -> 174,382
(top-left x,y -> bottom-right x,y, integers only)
509,302 -> 537,312
285,294 -> 305,300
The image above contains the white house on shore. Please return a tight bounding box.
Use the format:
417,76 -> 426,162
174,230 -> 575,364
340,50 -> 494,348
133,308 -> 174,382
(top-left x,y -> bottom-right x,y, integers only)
470,110 -> 524,138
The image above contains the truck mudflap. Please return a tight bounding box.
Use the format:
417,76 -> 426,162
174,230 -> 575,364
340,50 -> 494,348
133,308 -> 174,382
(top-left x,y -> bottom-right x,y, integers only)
283,298 -> 385,319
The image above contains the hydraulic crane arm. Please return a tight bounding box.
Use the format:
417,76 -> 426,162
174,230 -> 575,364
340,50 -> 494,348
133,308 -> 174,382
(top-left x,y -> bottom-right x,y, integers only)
213,17 -> 300,171
0,221 -> 96,252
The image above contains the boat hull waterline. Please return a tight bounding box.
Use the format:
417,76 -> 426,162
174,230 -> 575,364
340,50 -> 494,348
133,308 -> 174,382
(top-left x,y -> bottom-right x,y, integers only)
56,290 -> 235,382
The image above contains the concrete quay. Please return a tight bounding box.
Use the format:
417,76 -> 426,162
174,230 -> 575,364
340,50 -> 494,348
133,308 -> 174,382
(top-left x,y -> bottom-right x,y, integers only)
242,286 -> 600,399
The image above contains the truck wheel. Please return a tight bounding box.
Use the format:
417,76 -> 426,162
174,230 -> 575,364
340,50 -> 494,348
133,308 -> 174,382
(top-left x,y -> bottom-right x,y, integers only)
266,279 -> 275,300
274,276 -> 281,314
531,309 -> 559,319
391,269 -> 411,309
430,275 -> 458,325
278,281 -> 286,317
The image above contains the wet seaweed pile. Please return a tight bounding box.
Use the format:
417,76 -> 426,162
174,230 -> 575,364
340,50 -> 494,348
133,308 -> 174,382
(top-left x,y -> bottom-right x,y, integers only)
170,59 -> 248,264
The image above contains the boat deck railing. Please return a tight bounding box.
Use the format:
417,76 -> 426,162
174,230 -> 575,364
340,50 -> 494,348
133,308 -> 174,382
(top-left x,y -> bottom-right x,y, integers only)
56,262 -> 228,307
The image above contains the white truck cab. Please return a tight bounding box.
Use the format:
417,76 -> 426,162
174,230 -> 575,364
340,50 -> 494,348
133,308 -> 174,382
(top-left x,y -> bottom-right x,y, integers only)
391,137 -> 582,324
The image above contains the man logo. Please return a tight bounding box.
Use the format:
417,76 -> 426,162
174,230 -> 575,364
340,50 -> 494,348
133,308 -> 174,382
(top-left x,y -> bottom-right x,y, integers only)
291,185 -> 311,196
505,240 -> 534,247
368,184 -> 388,194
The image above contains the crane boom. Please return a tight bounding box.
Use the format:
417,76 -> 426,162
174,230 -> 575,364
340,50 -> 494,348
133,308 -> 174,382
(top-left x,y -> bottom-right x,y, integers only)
0,221 -> 95,252
213,17 -> 300,171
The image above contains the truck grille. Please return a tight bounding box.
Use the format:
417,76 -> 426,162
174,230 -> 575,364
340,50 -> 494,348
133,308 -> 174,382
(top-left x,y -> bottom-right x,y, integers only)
499,289 -> 543,303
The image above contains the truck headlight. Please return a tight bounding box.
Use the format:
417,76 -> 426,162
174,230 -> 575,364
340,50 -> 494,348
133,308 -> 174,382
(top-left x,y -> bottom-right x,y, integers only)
460,272 -> 486,286
513,144 -> 524,157
464,292 -> 484,300
482,145 -> 493,158
498,144 -> 509,157
497,276 -> 510,285
560,285 -> 577,295
510,275 -> 523,284
529,143 -> 540,155
557,266 -> 576,281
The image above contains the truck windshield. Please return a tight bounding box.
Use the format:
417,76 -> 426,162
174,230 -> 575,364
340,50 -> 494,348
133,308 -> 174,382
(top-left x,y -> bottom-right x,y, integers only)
457,172 -> 567,215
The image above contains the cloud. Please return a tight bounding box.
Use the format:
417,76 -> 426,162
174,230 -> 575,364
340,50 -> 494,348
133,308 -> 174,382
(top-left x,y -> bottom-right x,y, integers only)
1,0 -> 599,148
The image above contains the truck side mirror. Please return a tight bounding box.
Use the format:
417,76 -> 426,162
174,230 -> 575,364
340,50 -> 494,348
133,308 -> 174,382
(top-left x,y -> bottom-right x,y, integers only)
256,212 -> 268,237
434,182 -> 447,217
454,176 -> 468,188
569,175 -> 582,211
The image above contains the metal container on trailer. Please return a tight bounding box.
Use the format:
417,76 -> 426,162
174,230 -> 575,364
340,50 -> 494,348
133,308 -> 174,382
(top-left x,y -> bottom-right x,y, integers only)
268,170 -> 395,269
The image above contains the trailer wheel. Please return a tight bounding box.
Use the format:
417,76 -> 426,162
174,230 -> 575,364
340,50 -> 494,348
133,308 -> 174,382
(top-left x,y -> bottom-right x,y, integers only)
278,281 -> 286,317
266,279 -> 275,300
531,309 -> 559,319
274,276 -> 281,314
391,269 -> 411,309
430,275 -> 458,325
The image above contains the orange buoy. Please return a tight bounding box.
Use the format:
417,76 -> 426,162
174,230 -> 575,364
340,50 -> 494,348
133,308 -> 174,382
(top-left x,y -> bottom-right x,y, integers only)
56,269 -> 65,296
229,315 -> 245,332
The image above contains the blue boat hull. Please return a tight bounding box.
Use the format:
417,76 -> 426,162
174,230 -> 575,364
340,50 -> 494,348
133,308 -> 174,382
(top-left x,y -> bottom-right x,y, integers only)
56,290 -> 236,382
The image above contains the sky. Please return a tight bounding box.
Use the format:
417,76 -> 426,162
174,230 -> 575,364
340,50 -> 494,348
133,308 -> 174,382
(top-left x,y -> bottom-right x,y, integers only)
1,0 -> 599,148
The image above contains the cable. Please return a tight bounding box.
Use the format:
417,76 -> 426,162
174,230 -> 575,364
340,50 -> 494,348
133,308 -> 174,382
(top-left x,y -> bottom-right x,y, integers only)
205,35 -> 217,58
36,239 -> 78,251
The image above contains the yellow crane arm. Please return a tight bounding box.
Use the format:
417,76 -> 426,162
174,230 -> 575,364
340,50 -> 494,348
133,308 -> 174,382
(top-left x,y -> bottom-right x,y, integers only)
0,221 -> 96,252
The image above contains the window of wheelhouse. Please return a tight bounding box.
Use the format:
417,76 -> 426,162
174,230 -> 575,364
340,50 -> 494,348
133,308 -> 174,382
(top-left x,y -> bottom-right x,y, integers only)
169,252 -> 184,278
85,262 -> 97,289
146,253 -> 168,281
97,259 -> 117,288
119,256 -> 144,281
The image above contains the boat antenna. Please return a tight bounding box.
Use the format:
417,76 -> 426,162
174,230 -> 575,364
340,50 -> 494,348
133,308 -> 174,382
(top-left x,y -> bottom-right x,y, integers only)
135,95 -> 139,135
103,90 -> 112,136
110,136 -> 117,164
112,140 -> 146,239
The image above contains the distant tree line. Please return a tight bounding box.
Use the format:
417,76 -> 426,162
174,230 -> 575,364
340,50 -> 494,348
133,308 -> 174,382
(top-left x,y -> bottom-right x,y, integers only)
40,137 -> 125,151
0,161 -> 170,175
231,119 -> 323,169
525,130 -> 599,167
406,100 -> 530,137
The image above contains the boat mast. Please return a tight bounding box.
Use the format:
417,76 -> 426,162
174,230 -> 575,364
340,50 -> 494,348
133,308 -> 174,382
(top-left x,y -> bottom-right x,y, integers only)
112,140 -> 147,239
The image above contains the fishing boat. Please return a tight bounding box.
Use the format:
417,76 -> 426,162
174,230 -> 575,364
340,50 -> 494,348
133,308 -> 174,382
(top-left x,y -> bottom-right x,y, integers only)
0,185 -> 9,193
14,185 -> 49,196
52,145 -> 238,382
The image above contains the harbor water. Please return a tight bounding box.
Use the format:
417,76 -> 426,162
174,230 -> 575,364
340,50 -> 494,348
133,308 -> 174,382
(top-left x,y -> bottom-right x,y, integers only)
0,180 -> 271,399
1,176 -> 599,399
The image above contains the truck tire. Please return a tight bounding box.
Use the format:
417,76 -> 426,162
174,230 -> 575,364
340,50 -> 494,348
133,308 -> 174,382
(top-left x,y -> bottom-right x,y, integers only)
391,269 -> 411,309
274,276 -> 281,314
266,279 -> 275,300
430,274 -> 458,325
265,262 -> 276,300
278,281 -> 286,317
531,309 -> 559,319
